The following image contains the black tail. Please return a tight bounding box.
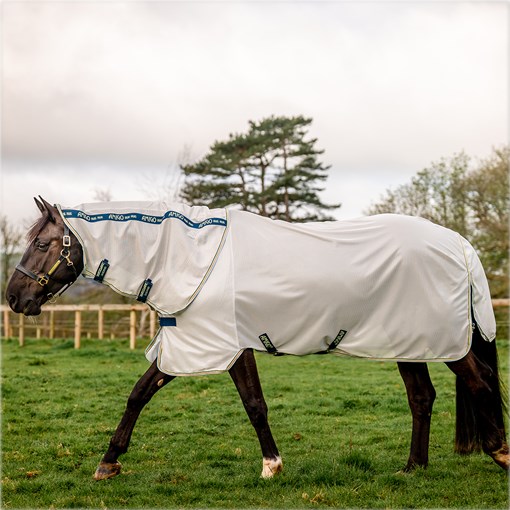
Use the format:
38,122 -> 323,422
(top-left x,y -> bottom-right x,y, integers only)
454,326 -> 507,454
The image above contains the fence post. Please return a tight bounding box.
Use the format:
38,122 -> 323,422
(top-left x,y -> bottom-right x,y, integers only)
98,307 -> 104,340
50,310 -> 55,339
130,310 -> 136,349
18,314 -> 24,347
3,308 -> 11,338
74,310 -> 81,349
150,310 -> 156,338
43,312 -> 49,338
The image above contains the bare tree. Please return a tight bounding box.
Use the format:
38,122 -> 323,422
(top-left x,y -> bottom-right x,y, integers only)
1,215 -> 24,302
93,188 -> 113,202
139,144 -> 193,202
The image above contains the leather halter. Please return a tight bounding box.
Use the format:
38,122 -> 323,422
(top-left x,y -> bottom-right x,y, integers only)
15,223 -> 78,301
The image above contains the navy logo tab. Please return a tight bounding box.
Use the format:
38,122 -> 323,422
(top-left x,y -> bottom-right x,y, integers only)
137,278 -> 153,303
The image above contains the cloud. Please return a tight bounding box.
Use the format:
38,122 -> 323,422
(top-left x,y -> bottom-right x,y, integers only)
1,1 -> 507,224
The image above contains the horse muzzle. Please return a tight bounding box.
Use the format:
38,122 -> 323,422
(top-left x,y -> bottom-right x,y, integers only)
6,275 -> 43,316
7,293 -> 42,316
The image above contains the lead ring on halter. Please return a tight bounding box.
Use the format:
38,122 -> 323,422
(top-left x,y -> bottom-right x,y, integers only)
15,224 -> 78,300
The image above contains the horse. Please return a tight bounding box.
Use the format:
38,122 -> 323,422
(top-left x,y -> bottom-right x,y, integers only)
5,197 -> 509,481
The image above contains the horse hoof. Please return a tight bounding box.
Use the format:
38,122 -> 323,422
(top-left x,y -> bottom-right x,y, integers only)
261,456 -> 283,478
492,447 -> 510,470
93,461 -> 122,480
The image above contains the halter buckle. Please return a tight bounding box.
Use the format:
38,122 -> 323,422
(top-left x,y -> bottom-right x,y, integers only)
37,275 -> 49,286
63,235 -> 71,247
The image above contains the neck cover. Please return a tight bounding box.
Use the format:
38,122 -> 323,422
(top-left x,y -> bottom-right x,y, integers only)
59,201 -> 228,315
59,203 -> 496,376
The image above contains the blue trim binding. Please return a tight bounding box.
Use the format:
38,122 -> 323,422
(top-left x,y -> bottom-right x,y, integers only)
61,208 -> 227,229
159,317 -> 177,327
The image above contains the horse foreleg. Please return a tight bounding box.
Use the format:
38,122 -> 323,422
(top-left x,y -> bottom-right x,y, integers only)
229,349 -> 282,478
94,360 -> 175,480
397,362 -> 436,471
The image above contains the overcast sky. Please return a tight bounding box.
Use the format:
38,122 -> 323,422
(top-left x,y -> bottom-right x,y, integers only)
1,1 -> 508,228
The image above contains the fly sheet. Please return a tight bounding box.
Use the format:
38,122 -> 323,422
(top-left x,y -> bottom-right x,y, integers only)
59,202 -> 496,376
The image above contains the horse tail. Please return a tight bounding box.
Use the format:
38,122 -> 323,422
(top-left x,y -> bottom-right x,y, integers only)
454,326 -> 506,454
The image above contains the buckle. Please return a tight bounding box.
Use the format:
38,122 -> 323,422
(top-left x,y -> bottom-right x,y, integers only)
37,275 -> 49,286
63,235 -> 71,247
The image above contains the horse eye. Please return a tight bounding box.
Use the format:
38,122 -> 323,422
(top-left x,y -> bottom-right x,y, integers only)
36,241 -> 49,251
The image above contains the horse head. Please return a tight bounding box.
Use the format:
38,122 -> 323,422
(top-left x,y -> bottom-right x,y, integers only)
6,197 -> 84,316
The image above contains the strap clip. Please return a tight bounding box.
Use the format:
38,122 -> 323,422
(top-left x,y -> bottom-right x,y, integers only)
137,278 -> 153,303
94,259 -> 110,282
259,333 -> 284,356
328,329 -> 348,351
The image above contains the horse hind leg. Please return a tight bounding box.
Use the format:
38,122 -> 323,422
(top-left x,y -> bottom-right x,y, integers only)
397,362 -> 436,471
447,349 -> 509,470
229,349 -> 282,478
94,360 -> 175,480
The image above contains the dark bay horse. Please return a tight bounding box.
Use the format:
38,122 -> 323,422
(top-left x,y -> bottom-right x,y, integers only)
5,197 -> 509,480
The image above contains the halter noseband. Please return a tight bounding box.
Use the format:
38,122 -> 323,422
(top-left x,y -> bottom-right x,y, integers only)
15,224 -> 78,301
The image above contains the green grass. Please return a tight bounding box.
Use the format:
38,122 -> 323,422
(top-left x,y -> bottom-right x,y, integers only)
2,337 -> 509,508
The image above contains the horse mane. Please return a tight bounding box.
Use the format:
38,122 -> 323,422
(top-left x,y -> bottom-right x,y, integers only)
26,214 -> 50,243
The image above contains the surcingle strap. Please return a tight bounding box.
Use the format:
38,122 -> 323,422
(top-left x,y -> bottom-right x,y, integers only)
137,278 -> 153,303
328,329 -> 348,351
259,333 -> 284,356
94,259 -> 110,282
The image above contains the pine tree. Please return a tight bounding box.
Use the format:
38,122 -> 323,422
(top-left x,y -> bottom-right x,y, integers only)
180,115 -> 340,222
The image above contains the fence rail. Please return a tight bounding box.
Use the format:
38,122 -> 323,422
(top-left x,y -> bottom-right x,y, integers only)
1,304 -> 157,349
491,299 -> 510,307
1,300 -> 509,350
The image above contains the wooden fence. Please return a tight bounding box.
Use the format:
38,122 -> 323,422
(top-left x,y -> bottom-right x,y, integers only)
1,300 -> 509,350
1,304 -> 157,349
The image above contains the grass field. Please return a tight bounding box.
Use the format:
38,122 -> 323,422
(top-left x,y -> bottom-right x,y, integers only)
1,337 -> 509,509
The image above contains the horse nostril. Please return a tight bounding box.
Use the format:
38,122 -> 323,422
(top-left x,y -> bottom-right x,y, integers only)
8,294 -> 17,309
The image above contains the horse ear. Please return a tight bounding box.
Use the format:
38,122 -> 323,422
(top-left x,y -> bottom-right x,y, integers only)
37,196 -> 58,223
34,197 -> 45,214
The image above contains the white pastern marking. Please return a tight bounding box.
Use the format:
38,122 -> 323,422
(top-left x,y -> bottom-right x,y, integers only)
261,456 -> 283,478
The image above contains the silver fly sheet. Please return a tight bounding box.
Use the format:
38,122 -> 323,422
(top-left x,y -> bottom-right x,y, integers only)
59,202 -> 496,376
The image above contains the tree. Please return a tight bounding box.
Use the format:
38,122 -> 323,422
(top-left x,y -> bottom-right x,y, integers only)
140,145 -> 191,203
180,115 -> 340,222
93,188 -> 113,202
366,152 -> 470,237
465,147 -> 509,297
1,215 -> 24,302
365,147 -> 509,297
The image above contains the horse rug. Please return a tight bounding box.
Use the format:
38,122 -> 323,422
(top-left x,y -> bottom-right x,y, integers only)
59,201 -> 496,376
